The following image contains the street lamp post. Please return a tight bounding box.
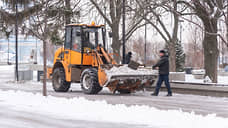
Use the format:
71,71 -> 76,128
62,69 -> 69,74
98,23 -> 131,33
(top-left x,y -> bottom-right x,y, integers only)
144,7 -> 147,65
15,0 -> 19,81
7,38 -> 9,64
35,38 -> 38,64
122,0 -> 126,64
144,0 -> 148,65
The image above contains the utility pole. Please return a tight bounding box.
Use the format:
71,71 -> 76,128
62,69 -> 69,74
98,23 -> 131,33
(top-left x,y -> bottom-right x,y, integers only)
15,0 -> 19,81
122,0 -> 126,64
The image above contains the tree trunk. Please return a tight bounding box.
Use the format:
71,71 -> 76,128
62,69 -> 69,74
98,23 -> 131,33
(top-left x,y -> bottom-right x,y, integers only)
43,40 -> 47,96
65,0 -> 71,24
168,41 -> 176,72
203,20 -> 218,83
169,0 -> 178,72
111,24 -> 121,63
226,6 -> 228,66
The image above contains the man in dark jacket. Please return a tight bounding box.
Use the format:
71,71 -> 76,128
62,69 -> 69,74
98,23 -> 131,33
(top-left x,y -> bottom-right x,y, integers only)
152,50 -> 172,96
125,52 -> 132,64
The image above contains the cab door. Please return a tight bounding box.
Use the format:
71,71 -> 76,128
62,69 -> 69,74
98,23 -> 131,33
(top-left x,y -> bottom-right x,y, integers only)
70,27 -> 82,65
64,26 -> 72,65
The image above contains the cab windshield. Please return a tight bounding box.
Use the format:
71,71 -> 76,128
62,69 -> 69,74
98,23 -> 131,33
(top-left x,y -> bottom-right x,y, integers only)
82,28 -> 104,50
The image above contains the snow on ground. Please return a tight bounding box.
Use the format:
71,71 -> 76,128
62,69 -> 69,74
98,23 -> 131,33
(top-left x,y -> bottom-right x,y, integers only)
218,76 -> 228,84
1,65 -> 228,127
0,65 -> 15,82
0,89 -> 228,128
185,74 -> 204,83
185,74 -> 228,84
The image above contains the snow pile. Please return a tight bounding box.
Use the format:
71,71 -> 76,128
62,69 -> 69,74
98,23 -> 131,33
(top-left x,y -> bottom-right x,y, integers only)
0,90 -> 228,128
105,65 -> 158,76
204,76 -> 212,83
0,51 -> 15,62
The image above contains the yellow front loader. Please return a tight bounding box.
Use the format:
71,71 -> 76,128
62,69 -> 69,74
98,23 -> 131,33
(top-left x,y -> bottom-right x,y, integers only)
47,22 -> 157,94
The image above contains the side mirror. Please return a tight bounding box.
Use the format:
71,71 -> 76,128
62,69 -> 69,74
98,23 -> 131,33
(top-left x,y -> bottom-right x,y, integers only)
76,32 -> 81,36
86,49 -> 90,54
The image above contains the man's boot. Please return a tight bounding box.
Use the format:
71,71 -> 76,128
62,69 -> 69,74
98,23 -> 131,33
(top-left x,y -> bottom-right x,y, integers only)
151,93 -> 158,96
166,93 -> 172,97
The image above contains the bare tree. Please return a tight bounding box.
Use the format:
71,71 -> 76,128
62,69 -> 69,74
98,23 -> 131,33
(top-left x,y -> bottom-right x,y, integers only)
179,0 -> 227,82
133,0 -> 181,72
89,0 -> 145,63
127,36 -> 162,66
21,0 -> 51,96
22,0 -> 81,95
1,0 -> 81,61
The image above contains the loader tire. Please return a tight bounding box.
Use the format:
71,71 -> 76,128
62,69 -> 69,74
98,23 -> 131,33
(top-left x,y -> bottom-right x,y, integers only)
117,89 -> 131,94
52,67 -> 71,92
80,68 -> 102,94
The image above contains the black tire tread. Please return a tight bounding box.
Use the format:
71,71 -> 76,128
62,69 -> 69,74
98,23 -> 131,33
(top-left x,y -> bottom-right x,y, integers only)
80,68 -> 102,94
117,89 -> 131,94
52,67 -> 71,92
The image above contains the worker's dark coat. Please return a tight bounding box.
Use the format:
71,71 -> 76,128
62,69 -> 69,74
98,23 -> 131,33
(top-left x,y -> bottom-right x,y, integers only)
153,55 -> 169,75
125,54 -> 132,64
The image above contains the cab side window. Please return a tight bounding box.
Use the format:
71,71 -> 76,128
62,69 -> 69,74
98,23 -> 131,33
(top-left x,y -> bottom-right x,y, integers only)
65,27 -> 71,49
72,27 -> 81,52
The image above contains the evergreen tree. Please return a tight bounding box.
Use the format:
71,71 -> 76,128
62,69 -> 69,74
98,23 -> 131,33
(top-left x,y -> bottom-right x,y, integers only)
165,40 -> 185,72
175,41 -> 185,72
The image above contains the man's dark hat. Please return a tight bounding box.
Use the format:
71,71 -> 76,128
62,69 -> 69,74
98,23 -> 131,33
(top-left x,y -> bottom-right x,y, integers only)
159,50 -> 166,54
128,52 -> 132,55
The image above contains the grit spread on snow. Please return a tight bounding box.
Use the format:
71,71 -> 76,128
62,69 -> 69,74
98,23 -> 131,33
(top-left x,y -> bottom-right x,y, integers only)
0,90 -> 228,128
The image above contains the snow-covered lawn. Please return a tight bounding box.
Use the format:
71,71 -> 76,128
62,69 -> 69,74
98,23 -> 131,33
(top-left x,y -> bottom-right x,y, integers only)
0,89 -> 227,128
185,74 -> 228,84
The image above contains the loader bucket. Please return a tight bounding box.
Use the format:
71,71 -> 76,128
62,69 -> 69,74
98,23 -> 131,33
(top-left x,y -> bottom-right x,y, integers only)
99,65 -> 158,93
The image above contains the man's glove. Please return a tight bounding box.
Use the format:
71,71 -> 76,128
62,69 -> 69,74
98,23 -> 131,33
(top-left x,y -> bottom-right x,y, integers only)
152,66 -> 156,69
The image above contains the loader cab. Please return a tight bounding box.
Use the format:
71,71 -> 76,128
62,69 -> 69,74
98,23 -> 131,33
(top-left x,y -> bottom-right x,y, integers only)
64,23 -> 106,53
63,22 -> 106,66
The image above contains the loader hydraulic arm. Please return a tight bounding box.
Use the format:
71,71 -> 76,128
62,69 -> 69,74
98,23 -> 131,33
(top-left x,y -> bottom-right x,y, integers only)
100,47 -> 117,65
95,45 -> 117,65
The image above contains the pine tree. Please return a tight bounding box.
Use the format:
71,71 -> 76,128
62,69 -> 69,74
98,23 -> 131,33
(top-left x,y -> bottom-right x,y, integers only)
175,41 -> 185,72
165,40 -> 185,72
